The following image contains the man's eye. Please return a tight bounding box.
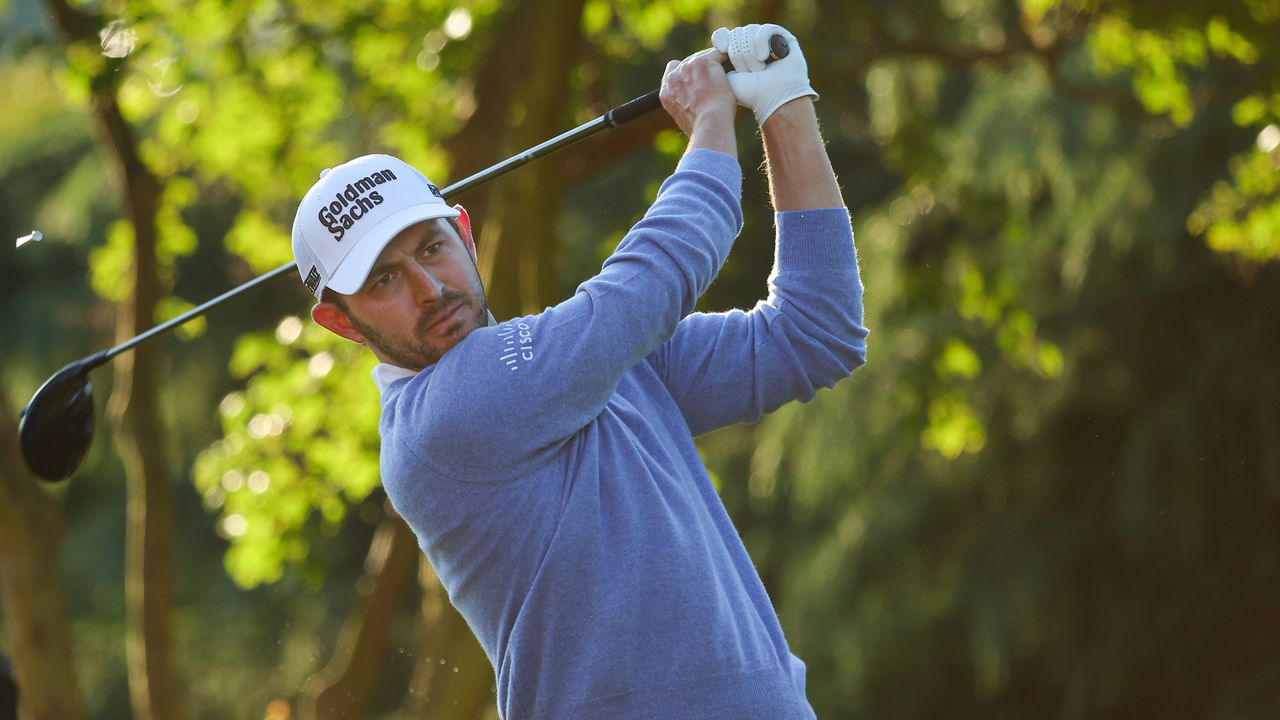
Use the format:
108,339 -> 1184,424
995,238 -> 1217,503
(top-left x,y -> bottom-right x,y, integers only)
375,273 -> 393,287
424,242 -> 444,255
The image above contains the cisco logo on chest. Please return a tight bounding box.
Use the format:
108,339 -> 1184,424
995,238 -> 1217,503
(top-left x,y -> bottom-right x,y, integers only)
316,168 -> 398,241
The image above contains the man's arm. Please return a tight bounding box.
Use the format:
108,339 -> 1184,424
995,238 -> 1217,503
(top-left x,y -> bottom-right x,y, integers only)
646,101 -> 866,435
645,29 -> 868,437
761,97 -> 843,211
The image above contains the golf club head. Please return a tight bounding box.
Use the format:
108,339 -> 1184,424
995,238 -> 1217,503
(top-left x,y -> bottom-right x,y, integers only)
18,353 -> 106,482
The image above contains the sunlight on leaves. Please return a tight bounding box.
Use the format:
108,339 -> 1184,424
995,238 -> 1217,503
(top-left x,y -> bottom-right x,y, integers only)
936,339 -> 982,380
225,211 -> 293,272
89,220 -> 135,301
922,394 -> 987,459
195,322 -> 381,588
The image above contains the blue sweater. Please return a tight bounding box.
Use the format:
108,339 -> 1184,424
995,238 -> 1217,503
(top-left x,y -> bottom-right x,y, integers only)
378,149 -> 867,719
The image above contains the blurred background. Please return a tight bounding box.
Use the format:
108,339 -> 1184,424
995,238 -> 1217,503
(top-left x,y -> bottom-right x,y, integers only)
2,0 -> 1278,718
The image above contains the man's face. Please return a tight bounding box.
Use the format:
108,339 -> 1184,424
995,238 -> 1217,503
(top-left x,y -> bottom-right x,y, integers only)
315,217 -> 488,370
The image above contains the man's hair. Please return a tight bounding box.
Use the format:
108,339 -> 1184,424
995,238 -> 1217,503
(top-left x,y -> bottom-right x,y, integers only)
320,285 -> 348,310
319,216 -> 463,309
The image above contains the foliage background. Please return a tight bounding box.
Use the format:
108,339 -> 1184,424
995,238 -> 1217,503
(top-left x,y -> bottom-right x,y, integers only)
1,0 -> 1278,718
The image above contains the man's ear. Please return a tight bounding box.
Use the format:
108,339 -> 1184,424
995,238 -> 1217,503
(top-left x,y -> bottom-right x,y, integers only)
312,301 -> 367,344
454,204 -> 476,260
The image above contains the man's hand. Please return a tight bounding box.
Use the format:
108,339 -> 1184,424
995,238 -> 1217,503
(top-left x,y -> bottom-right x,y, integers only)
659,48 -> 738,157
711,24 -> 817,126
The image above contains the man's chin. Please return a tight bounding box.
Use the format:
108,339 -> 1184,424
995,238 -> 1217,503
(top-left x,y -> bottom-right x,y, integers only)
397,302 -> 486,368
417,315 -> 477,361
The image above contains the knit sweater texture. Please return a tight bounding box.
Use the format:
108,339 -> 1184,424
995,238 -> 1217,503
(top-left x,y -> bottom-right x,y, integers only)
378,149 -> 867,719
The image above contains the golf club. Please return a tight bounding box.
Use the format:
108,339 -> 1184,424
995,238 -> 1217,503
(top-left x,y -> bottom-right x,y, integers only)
18,36 -> 790,482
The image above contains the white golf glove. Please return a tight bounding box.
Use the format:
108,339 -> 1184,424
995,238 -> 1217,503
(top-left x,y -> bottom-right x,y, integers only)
711,24 -> 818,125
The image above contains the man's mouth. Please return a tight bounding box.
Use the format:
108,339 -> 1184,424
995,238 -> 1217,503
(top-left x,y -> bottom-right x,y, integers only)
426,302 -> 465,332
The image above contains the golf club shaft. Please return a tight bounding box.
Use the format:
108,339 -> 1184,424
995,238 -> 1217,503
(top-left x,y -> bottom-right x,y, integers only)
95,91 -> 665,368
102,261 -> 299,364
444,91 -> 661,198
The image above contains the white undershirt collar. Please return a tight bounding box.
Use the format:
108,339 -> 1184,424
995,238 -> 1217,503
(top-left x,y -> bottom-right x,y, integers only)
370,362 -> 418,397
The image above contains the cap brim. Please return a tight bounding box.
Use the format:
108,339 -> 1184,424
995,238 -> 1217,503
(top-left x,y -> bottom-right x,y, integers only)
325,202 -> 461,296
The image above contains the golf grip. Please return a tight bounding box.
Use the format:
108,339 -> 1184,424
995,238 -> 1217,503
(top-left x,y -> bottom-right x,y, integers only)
603,33 -> 791,128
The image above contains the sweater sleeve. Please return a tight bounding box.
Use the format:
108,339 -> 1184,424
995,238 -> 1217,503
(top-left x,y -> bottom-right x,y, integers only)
645,208 -> 868,437
389,149 -> 743,482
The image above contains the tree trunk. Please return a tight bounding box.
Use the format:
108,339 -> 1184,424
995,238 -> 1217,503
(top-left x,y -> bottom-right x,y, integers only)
43,3 -> 185,719
105,160 -> 182,720
438,0 -> 543,301
406,560 -> 493,719
757,0 -> 787,24
112,303 -> 183,720
299,508 -> 420,720
476,0 -> 589,317
0,388 -> 82,720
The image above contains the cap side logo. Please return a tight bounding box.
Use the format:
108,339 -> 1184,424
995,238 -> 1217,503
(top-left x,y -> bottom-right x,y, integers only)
428,183 -> 444,200
305,266 -> 321,294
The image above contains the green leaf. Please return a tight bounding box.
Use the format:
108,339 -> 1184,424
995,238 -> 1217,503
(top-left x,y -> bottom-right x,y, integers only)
921,394 -> 987,459
1020,0 -> 1059,24
1206,16 -> 1260,64
90,220 -> 136,301
582,0 -> 612,35
1036,342 -> 1063,378
225,210 -> 293,272
937,339 -> 982,379
1232,95 -> 1268,126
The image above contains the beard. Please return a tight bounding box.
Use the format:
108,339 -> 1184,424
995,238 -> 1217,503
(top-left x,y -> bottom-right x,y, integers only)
347,287 -> 489,370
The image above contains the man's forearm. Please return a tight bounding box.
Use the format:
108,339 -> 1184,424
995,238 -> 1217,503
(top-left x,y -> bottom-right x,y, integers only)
760,98 -> 843,211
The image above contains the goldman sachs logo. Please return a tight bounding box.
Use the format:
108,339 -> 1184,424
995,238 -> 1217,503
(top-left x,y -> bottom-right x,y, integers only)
316,168 -> 397,241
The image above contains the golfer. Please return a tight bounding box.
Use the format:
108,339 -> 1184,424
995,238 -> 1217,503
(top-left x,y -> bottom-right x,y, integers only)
292,24 -> 866,719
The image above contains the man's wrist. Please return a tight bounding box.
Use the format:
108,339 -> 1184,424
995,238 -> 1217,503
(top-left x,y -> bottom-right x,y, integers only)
687,106 -> 738,158
760,95 -> 816,136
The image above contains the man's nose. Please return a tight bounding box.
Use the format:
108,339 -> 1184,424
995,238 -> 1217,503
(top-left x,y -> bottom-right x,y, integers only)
407,263 -> 445,304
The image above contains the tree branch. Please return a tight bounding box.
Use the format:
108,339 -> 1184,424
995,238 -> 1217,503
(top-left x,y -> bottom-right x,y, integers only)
866,10 -> 1156,122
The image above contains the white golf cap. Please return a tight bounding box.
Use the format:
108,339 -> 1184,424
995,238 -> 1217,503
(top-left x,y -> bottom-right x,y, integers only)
292,154 -> 460,299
